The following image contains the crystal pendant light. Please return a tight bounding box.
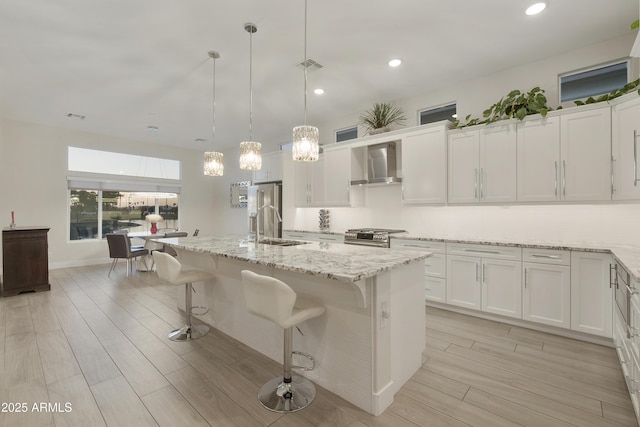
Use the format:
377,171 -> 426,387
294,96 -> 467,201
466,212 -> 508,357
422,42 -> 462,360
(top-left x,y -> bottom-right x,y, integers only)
239,23 -> 262,170
292,0 -> 319,162
203,51 -> 224,176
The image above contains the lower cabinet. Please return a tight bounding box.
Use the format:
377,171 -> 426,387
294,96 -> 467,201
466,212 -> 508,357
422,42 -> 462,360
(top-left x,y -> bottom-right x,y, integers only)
522,248 -> 571,328
570,251 -> 613,338
391,239 -> 447,303
282,231 -> 343,243
446,244 -> 522,319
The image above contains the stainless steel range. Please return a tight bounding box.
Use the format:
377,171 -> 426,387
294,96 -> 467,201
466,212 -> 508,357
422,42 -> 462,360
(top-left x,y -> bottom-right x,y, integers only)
344,228 -> 406,248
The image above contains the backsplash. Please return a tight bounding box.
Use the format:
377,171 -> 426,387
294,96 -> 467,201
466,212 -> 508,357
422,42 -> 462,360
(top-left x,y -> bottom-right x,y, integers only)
288,186 -> 640,246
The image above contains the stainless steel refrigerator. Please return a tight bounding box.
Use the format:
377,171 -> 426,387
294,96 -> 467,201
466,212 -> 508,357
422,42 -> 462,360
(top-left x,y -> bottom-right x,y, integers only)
247,182 -> 283,239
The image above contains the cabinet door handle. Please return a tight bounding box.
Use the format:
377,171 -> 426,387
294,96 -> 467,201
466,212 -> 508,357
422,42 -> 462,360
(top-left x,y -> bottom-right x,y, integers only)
474,168 -> 478,199
562,160 -> 566,197
554,161 -> 558,197
524,268 -> 528,288
480,168 -> 484,199
346,179 -> 350,201
610,264 -> 615,288
611,156 -> 616,196
476,263 -> 479,282
635,130 -> 639,187
463,248 -> 501,255
531,254 -> 561,259
482,263 -> 485,283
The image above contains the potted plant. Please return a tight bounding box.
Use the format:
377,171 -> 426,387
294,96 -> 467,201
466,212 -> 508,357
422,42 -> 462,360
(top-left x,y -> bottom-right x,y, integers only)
453,87 -> 553,128
359,102 -> 406,135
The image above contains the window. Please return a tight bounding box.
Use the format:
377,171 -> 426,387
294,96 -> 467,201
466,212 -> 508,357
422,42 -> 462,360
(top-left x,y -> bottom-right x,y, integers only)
560,61 -> 629,103
68,147 -> 181,179
68,147 -> 181,241
336,126 -> 358,142
419,103 -> 457,125
69,190 -> 179,240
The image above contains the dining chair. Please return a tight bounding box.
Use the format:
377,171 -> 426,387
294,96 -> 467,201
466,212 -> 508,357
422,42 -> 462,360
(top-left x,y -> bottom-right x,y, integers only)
106,233 -> 149,277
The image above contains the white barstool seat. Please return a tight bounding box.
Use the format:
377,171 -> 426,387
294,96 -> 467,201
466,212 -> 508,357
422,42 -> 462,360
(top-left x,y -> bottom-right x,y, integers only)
241,270 -> 325,413
153,252 -> 214,341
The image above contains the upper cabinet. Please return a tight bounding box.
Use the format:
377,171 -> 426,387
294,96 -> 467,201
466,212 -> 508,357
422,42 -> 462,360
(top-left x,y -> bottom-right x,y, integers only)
517,105 -> 612,202
560,106 -> 612,201
401,126 -> 448,205
253,151 -> 284,183
294,156 -> 325,207
516,117 -> 561,202
612,95 -> 640,200
448,122 -> 517,204
324,147 -> 352,206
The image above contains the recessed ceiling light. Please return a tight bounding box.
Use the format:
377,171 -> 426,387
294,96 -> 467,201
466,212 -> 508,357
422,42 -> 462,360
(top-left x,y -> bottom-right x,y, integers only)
147,125 -> 158,132
388,59 -> 402,67
314,88 -> 325,95
526,2 -> 546,15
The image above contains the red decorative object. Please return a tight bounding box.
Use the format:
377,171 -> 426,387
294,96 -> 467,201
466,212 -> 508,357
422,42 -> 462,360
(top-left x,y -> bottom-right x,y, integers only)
150,222 -> 158,234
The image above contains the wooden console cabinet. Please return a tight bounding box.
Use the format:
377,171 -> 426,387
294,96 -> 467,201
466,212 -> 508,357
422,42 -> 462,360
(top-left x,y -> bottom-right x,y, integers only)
1,226 -> 50,297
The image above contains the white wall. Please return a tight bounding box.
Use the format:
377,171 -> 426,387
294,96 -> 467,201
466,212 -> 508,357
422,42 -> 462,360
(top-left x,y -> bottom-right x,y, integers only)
316,32 -> 639,145
0,119 -> 219,269
285,33 -> 640,247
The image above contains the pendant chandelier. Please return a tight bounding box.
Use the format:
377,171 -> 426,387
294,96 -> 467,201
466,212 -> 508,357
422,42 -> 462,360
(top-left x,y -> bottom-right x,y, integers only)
292,0 -> 319,162
239,23 -> 262,171
204,51 -> 224,176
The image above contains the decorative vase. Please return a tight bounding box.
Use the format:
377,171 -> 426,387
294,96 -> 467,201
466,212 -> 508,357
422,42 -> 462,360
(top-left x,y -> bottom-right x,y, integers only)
150,223 -> 158,234
369,126 -> 390,135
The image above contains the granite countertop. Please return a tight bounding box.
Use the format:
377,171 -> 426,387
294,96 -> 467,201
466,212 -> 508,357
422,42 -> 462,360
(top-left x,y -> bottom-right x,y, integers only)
284,229 -> 640,282
156,235 -> 431,283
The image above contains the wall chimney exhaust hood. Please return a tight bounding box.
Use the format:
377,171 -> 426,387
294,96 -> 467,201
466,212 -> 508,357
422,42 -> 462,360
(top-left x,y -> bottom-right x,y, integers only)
351,141 -> 402,185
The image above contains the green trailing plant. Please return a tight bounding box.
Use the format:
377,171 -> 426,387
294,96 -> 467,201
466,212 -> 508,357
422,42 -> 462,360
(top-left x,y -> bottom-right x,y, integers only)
453,87 -> 552,128
632,19 -> 639,30
359,102 -> 406,134
574,78 -> 640,106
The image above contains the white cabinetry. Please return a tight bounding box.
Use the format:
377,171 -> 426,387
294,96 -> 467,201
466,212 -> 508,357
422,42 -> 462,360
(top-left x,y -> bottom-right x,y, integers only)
516,117 -> 561,202
282,231 -> 343,243
446,243 -> 522,318
252,152 -> 283,183
294,156 -> 325,207
570,251 -> 613,338
448,123 -> 517,204
560,106 -> 612,201
522,248 -> 571,328
612,95 -> 640,200
401,126 -> 448,205
391,239 -> 446,302
324,148 -> 351,206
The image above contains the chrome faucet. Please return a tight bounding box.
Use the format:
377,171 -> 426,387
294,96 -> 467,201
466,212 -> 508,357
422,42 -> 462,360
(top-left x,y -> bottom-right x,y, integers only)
252,204 -> 282,243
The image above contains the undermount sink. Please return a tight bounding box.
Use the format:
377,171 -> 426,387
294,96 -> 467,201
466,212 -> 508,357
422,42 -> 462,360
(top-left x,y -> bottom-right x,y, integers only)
258,239 -> 309,247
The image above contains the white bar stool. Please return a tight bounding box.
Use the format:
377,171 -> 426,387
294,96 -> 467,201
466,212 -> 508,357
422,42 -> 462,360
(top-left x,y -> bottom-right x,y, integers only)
241,270 -> 326,413
153,252 -> 214,341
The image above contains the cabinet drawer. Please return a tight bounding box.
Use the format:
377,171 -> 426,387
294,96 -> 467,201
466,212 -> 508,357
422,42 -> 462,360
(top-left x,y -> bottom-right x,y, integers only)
425,277 -> 446,303
522,248 -> 570,265
447,243 -> 521,261
424,253 -> 446,278
282,231 -> 313,241
313,233 -> 343,243
391,239 -> 445,254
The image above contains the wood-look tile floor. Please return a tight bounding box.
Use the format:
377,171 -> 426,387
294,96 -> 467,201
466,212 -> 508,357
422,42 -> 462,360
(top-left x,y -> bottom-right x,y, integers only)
0,265 -> 637,426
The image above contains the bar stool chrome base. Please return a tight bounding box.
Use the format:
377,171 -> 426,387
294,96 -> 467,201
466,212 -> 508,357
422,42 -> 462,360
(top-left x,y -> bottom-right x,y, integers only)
257,375 -> 316,413
168,323 -> 209,341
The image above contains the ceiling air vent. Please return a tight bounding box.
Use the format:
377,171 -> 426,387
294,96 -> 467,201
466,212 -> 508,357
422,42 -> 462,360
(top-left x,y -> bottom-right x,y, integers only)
297,58 -> 323,72
66,112 -> 86,120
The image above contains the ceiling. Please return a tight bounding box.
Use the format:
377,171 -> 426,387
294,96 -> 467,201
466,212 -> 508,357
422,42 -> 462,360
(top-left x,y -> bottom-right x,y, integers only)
0,0 -> 637,152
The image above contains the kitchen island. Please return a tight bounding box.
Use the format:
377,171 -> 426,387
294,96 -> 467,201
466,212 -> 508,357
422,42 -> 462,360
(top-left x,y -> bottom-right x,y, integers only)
155,235 -> 431,416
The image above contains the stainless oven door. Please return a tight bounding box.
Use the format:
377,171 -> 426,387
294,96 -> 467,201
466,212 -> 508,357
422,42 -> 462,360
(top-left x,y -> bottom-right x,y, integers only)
615,261 -> 632,335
